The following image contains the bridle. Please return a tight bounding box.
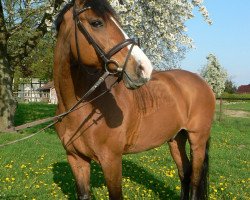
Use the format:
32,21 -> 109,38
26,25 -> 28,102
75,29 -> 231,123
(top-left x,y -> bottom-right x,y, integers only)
73,4 -> 137,77
49,4 -> 139,124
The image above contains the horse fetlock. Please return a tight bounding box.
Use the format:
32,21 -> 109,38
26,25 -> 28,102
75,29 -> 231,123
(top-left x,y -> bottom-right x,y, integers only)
78,194 -> 91,200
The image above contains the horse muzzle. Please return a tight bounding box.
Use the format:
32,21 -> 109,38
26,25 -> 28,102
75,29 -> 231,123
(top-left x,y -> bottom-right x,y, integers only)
123,71 -> 150,89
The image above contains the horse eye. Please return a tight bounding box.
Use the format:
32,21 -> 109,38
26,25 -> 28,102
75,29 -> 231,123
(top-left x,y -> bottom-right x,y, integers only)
90,20 -> 103,28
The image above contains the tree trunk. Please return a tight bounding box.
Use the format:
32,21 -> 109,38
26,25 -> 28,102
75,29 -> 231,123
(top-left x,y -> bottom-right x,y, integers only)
0,1 -> 16,131
0,0 -> 64,131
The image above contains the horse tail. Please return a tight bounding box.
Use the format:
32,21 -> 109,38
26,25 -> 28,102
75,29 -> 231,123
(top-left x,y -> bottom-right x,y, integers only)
197,138 -> 210,200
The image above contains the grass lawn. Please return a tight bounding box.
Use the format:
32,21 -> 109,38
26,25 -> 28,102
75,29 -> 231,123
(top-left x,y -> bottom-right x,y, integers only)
0,102 -> 249,199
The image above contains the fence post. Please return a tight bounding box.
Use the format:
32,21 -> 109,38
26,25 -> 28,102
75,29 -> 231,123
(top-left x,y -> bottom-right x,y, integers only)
219,97 -> 223,122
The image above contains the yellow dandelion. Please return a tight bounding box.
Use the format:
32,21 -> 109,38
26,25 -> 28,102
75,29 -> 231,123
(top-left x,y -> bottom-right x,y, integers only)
5,164 -> 13,169
175,186 -> 181,190
21,164 -> 26,169
165,171 -> 174,177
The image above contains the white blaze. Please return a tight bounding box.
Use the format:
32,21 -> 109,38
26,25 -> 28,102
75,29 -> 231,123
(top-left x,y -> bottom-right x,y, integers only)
111,17 -> 153,79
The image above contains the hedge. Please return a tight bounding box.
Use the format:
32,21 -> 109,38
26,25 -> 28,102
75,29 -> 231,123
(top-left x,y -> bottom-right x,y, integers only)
218,92 -> 250,100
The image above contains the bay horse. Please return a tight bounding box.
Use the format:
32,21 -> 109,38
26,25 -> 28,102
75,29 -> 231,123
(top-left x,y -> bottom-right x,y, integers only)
54,0 -> 215,199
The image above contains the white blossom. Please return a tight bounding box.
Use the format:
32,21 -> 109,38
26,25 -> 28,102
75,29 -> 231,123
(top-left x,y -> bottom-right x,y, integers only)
45,6 -> 54,14
108,0 -> 211,69
45,19 -> 53,31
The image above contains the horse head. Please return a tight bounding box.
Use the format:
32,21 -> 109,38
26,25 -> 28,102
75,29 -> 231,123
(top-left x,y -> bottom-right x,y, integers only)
68,0 -> 153,89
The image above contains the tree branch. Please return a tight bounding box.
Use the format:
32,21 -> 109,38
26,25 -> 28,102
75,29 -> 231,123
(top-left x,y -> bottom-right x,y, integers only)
10,0 -> 64,67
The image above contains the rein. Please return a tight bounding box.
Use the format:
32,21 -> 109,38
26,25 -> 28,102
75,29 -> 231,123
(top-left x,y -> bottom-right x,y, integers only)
1,4 -> 136,147
0,73 -> 116,148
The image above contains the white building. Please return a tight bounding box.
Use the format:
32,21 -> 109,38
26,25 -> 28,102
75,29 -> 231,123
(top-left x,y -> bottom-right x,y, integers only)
14,79 -> 57,104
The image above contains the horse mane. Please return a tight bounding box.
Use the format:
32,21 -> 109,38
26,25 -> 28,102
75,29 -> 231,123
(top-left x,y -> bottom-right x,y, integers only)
55,0 -> 118,32
55,1 -> 74,32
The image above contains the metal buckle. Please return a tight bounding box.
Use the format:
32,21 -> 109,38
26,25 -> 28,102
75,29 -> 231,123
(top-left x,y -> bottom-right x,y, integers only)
104,59 -> 121,74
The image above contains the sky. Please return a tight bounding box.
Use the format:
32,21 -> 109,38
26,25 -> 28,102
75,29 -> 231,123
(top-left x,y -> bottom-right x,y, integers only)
181,0 -> 250,86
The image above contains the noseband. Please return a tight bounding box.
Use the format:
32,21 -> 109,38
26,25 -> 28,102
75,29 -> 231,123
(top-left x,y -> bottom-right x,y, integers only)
73,5 -> 137,76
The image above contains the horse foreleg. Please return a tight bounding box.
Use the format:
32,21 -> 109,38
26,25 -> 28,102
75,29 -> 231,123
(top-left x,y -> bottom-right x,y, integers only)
168,130 -> 191,200
67,153 -> 91,200
100,153 -> 123,200
188,131 -> 210,200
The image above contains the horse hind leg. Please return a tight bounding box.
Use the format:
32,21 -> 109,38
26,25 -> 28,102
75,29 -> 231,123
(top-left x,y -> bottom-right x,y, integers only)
168,130 -> 192,200
188,130 -> 210,200
67,153 -> 91,200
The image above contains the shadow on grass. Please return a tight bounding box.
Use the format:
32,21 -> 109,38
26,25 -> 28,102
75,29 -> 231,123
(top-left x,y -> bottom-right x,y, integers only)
53,160 -> 179,200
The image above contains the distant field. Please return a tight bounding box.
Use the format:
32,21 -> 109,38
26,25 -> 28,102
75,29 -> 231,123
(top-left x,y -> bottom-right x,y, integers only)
222,100 -> 250,112
0,102 -> 249,199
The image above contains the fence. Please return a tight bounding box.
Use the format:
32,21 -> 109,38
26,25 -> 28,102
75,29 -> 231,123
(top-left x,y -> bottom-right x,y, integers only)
217,97 -> 250,121
13,91 -> 50,103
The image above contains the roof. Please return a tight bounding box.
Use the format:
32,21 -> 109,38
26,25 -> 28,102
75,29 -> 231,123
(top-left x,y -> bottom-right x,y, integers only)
237,84 -> 250,94
37,81 -> 54,91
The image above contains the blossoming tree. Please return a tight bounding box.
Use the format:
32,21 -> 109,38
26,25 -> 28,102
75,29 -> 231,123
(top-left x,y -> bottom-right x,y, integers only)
110,0 -> 212,69
200,53 -> 227,96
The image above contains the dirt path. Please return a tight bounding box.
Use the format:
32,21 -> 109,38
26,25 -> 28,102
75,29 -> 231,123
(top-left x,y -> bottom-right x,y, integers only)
224,110 -> 250,118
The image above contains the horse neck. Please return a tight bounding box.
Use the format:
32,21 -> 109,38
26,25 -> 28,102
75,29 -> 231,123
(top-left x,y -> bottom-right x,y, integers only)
57,55 -> 120,109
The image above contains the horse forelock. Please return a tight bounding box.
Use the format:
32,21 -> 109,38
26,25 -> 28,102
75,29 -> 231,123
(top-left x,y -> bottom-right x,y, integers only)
85,0 -> 118,20
55,0 -> 118,32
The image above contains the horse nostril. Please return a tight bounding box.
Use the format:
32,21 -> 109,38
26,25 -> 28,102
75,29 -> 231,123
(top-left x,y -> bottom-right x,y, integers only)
138,65 -> 144,71
136,64 -> 146,78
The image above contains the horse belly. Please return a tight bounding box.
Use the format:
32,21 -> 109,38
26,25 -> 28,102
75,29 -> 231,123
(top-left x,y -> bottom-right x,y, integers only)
124,110 -> 182,154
